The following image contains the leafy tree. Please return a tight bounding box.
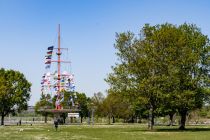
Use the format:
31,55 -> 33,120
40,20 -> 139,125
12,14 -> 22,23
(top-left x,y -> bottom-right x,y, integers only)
172,24 -> 210,129
106,23 -> 210,130
61,91 -> 89,123
75,92 -> 89,123
90,92 -> 105,117
103,91 -> 134,124
0,68 -> 31,125
103,92 -> 120,124
106,28 -> 168,129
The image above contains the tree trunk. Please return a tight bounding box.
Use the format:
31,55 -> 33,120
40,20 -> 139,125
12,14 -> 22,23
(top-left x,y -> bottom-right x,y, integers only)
148,106 -> 154,130
131,116 -> 134,123
152,114 -> 154,126
1,115 -> 4,125
80,116 -> 83,123
169,113 -> 174,126
44,114 -> 48,123
112,116 -> 115,123
70,117 -> 73,123
63,116 -> 66,124
179,111 -> 187,130
108,114 -> 111,124
137,116 -> 142,123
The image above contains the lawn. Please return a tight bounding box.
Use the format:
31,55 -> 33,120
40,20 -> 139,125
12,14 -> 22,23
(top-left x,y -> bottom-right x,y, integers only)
1,124 -> 210,140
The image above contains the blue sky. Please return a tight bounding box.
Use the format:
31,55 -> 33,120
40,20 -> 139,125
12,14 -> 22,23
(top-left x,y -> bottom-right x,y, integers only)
0,0 -> 210,105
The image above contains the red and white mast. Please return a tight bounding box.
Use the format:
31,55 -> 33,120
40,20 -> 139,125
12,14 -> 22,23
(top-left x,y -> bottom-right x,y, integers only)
57,24 -> 61,98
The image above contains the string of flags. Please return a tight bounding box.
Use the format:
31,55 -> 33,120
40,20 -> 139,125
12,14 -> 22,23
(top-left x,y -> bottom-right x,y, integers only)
41,46 -> 76,107
45,46 -> 54,69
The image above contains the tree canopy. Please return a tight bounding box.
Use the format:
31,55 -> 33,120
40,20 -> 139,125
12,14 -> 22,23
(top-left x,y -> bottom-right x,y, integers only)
0,68 -> 31,125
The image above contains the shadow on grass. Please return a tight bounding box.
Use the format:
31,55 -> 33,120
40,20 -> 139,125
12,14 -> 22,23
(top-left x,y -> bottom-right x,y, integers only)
156,127 -> 210,132
124,126 -> 210,133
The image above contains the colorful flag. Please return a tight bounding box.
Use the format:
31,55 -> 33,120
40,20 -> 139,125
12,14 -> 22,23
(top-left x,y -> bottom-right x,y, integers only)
45,55 -> 52,59
45,54 -> 52,57
45,58 -> 51,62
45,65 -> 50,69
45,61 -> 51,64
48,46 -> 54,50
47,51 -> 53,54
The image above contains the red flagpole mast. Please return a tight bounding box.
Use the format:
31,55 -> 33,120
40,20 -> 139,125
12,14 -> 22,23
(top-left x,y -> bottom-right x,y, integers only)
54,24 -> 71,110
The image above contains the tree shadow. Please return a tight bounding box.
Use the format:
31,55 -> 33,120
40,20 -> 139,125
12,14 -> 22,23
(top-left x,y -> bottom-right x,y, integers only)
156,127 -> 210,132
124,126 -> 210,133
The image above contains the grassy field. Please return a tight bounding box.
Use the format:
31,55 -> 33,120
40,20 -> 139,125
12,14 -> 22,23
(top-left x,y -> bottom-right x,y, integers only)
1,124 -> 210,140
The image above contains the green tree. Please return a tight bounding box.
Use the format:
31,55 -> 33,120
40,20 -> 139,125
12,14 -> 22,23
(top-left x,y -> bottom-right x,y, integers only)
106,23 -> 210,130
91,92 -> 105,117
60,91 -> 89,123
0,68 -> 31,125
76,93 -> 89,123
106,28 -> 168,129
172,24 -> 210,129
103,91 -> 134,124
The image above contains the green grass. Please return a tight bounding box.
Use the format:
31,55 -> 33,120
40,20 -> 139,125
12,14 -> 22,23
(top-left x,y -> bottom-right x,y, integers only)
1,124 -> 210,140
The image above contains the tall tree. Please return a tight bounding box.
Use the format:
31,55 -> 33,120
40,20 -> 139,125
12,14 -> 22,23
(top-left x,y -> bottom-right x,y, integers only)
106,23 -> 210,130
0,68 -> 31,125
75,92 -> 89,123
91,92 -> 105,117
171,24 -> 210,129
103,91 -> 134,124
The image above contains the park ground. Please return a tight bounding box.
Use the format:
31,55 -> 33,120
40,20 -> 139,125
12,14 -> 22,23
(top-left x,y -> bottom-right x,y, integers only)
1,124 -> 210,140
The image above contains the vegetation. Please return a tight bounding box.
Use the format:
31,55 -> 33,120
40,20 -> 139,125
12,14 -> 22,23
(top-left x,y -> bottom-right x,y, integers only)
105,23 -> 210,130
0,68 -> 31,125
75,92 -> 89,123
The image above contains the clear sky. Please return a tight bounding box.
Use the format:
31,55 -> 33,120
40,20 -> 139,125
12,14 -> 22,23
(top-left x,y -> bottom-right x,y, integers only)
0,0 -> 210,105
